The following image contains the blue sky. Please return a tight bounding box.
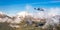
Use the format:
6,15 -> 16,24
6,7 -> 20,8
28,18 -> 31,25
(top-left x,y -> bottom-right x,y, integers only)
0,0 -> 60,15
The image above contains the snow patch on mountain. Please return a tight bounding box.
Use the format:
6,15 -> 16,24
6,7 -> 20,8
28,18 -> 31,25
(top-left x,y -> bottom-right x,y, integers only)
17,11 -> 33,18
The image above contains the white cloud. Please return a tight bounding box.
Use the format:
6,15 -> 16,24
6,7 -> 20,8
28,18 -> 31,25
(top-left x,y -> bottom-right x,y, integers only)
48,8 -> 60,16
33,7 -> 60,18
25,4 -> 32,10
31,1 -> 60,4
50,1 -> 60,3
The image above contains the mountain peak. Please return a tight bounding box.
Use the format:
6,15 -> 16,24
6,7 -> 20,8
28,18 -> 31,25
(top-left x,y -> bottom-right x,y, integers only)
16,11 -> 33,18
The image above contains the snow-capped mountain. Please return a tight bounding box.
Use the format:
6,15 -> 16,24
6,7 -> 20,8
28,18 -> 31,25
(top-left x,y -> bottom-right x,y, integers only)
0,12 -> 7,18
52,15 -> 60,24
16,11 -> 33,18
0,11 -> 60,23
0,12 -> 13,22
0,11 -> 60,28
12,11 -> 33,23
0,11 -> 33,23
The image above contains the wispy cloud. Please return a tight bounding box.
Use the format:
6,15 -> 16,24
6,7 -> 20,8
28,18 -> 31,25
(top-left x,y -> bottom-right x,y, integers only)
25,4 -> 33,11
33,7 -> 60,18
31,1 -> 60,4
48,8 -> 60,16
49,1 -> 60,3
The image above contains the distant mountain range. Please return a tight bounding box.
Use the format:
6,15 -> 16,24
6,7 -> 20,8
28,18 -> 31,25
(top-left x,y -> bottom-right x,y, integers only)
0,11 -> 60,28
0,11 -> 60,23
